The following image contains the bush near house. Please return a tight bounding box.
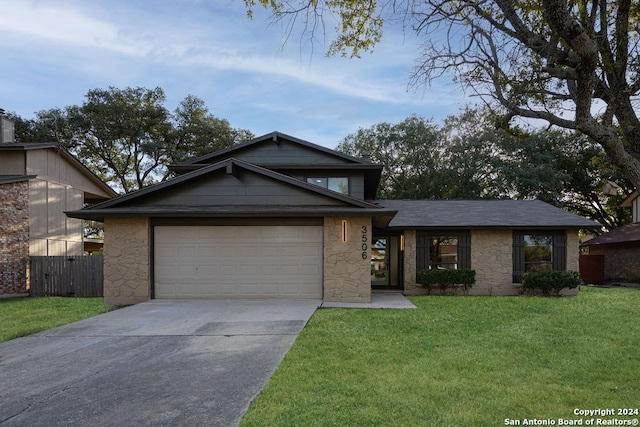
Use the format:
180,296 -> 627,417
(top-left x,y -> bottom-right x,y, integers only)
521,270 -> 582,296
418,268 -> 476,295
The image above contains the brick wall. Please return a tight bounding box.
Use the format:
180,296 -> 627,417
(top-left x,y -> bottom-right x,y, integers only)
587,243 -> 640,283
470,230 -> 515,295
0,182 -> 30,294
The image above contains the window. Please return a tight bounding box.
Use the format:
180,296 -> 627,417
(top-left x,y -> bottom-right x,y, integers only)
524,234 -> 553,272
430,236 -> 459,269
513,231 -> 566,282
416,231 -> 470,278
306,177 -> 349,195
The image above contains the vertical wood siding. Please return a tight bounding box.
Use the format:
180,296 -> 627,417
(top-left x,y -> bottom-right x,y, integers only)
29,256 -> 103,297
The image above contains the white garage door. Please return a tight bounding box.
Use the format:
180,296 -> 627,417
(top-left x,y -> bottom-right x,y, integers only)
154,225 -> 323,299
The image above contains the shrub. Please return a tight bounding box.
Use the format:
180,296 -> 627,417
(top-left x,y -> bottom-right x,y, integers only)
417,269 -> 476,295
521,270 -> 582,297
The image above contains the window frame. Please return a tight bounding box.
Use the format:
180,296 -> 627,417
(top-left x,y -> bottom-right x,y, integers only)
306,176 -> 349,195
416,231 -> 471,279
512,231 -> 566,283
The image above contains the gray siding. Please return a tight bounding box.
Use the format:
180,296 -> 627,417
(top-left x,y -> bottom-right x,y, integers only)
216,140 -> 356,165
136,170 -> 349,207
281,170 -> 365,199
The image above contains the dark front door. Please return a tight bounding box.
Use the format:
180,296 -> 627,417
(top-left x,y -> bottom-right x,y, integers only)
371,235 -> 402,289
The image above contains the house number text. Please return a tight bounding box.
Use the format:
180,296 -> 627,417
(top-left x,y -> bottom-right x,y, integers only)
361,225 -> 368,259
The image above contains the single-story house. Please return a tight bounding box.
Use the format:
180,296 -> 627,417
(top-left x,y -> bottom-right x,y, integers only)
0,124 -> 117,294
581,190 -> 640,283
67,132 -> 599,305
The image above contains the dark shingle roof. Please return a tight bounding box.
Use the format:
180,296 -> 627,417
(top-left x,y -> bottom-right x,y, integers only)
582,223 -> 640,246
371,199 -> 600,229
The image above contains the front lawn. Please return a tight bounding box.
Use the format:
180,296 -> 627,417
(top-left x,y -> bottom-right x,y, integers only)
0,297 -> 112,344
240,286 -> 640,427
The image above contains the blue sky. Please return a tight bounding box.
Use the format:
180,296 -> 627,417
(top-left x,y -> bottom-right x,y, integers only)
0,0 -> 468,148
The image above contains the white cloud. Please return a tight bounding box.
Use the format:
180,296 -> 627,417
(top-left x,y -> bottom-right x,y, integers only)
0,0 -> 450,105
0,1 -> 146,55
0,0 -> 468,146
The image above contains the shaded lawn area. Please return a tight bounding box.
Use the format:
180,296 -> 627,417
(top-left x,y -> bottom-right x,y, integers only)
241,286 -> 640,427
0,297 -> 112,344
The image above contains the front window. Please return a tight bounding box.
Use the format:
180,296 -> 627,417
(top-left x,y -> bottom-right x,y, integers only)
416,231 -> 471,279
513,231 -> 566,283
524,234 -> 553,273
307,177 -> 349,195
430,236 -> 459,269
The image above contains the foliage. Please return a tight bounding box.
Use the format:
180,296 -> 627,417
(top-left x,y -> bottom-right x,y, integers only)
0,297 -> 112,343
169,95 -> 255,166
521,270 -> 582,297
240,286 -> 640,426
244,0 -> 383,58
11,87 -> 254,193
336,114 -> 503,199
246,0 -> 640,192
337,108 -> 633,230
417,268 -> 476,295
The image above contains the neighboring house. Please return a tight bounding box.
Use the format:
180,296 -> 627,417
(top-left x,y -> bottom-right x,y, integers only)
0,141 -> 117,295
67,132 -> 599,305
581,190 -> 640,283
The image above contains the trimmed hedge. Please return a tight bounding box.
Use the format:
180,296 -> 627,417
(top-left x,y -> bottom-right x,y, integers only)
418,269 -> 476,295
521,270 -> 582,296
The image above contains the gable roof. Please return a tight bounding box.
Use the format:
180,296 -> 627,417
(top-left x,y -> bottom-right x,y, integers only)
373,200 -> 601,229
169,131 -> 383,199
581,223 -> 640,246
0,143 -> 117,199
172,131 -> 374,167
67,158 -> 395,222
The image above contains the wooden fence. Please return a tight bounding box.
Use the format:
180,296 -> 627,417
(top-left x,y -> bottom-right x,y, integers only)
30,256 -> 103,297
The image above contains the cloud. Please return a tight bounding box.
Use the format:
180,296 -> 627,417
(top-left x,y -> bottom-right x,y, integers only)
0,0 -> 453,106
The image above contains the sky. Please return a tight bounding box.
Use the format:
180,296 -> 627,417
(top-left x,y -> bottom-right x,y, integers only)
0,0 -> 468,149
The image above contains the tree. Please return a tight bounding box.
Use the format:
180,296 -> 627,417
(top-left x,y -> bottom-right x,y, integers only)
11,87 -> 254,193
7,108 -> 69,144
337,114 -> 501,199
169,95 -> 254,167
337,108 -> 632,230
245,0 -> 640,192
65,87 -> 173,193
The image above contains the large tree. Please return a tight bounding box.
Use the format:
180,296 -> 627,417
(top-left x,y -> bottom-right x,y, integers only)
337,109 -> 633,230
11,87 -> 254,193
245,0 -> 640,191
337,114 -> 502,199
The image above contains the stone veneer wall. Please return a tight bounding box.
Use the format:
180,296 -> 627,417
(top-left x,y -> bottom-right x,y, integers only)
103,217 -> 150,305
0,182 -> 30,294
323,216 -> 372,303
402,230 -> 420,295
560,231 -> 581,296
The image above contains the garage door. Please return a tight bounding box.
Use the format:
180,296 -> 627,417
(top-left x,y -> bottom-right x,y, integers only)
154,226 -> 323,299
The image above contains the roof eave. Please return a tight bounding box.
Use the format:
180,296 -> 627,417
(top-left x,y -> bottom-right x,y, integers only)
66,207 -> 397,222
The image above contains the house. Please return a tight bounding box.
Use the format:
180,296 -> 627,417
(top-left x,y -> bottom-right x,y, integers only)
0,128 -> 117,294
581,190 -> 640,283
66,132 -> 599,305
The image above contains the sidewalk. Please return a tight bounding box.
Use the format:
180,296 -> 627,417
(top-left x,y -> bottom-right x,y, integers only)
321,292 -> 416,309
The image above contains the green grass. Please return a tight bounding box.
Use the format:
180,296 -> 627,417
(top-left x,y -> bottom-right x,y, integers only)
0,297 -> 112,343
240,286 -> 640,427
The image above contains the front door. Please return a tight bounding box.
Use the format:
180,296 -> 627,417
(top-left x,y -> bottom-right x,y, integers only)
371,235 -> 402,289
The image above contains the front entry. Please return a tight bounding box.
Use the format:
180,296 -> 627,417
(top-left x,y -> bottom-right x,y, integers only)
371,235 -> 402,290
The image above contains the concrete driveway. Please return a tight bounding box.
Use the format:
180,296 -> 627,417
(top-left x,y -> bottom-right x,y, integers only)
0,299 -> 319,427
